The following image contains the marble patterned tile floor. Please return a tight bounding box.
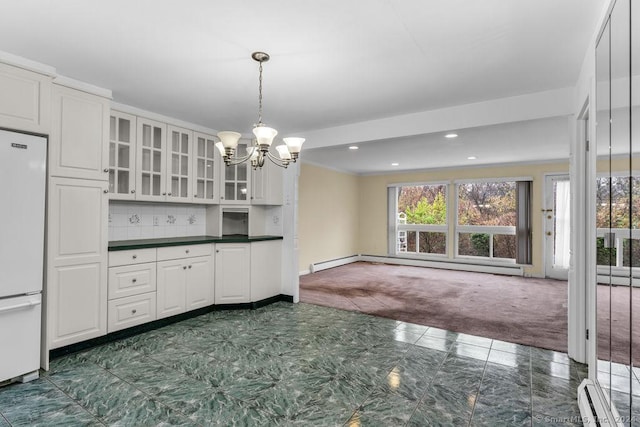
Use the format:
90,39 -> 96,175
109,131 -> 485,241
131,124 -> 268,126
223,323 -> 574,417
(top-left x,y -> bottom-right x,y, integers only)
0,302 -> 589,426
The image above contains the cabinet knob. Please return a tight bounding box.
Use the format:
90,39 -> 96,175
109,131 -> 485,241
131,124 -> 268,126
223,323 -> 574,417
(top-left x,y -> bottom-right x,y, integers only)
183,266 -> 187,270
185,249 -> 190,254
188,265 -> 192,269
221,196 -> 224,200
162,192 -> 167,196
194,195 -> 198,198
216,250 -> 220,253
132,255 -> 137,259
168,192 -> 172,196
104,168 -> 109,173
132,278 -> 137,283
103,189 -> 108,193
131,309 -> 137,314
131,189 -> 135,194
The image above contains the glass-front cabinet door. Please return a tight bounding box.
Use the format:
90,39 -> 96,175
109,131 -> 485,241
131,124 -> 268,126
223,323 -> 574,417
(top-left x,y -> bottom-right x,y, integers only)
166,125 -> 192,202
193,132 -> 219,204
220,140 -> 250,204
108,111 -> 136,199
136,118 -> 166,201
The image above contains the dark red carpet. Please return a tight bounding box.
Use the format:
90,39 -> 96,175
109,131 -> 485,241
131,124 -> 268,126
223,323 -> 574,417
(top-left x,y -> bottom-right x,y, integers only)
299,261 -> 639,365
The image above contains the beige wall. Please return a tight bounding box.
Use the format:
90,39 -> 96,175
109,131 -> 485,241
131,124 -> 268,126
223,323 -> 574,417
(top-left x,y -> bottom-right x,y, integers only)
298,163 -> 360,272
299,161 -> 571,276
357,162 -> 570,276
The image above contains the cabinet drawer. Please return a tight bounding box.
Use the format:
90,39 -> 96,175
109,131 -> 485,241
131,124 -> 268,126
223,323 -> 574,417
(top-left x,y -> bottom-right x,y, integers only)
109,248 -> 156,266
108,263 -> 156,300
107,292 -> 156,333
157,244 -> 212,261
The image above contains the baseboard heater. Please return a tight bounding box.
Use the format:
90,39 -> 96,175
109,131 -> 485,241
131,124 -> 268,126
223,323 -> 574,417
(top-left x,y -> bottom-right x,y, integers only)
309,255 -> 360,273
360,255 -> 524,277
578,379 -> 623,426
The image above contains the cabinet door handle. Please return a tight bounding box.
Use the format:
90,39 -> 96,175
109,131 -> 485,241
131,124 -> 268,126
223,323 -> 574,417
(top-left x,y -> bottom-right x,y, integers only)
104,168 -> 109,173
185,249 -> 190,254
162,192 -> 167,196
194,195 -> 198,198
131,309 -> 137,314
132,255 -> 137,259
188,265 -> 192,269
221,196 -> 224,200
131,189 -> 135,194
168,192 -> 172,196
132,278 -> 137,283
103,189 -> 109,194
183,266 -> 187,270
216,250 -> 220,253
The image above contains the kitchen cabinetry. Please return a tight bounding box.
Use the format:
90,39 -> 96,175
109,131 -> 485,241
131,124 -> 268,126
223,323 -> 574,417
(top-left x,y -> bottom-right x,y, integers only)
135,117 -> 166,201
0,61 -> 51,134
50,84 -> 110,181
193,132 -> 220,203
250,240 -> 282,301
47,177 -> 108,349
156,244 -> 213,319
251,161 -> 283,205
108,111 -> 136,199
107,248 -> 157,332
166,125 -> 192,202
220,140 -> 250,204
214,243 -> 250,304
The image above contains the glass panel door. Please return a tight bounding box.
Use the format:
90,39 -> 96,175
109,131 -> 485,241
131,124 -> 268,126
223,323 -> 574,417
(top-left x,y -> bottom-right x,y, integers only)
193,133 -> 218,203
136,118 -> 165,201
166,126 -> 192,201
108,112 -> 136,200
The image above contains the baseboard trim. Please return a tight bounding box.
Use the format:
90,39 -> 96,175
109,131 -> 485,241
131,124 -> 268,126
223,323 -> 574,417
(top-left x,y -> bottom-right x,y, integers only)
360,255 -> 524,276
309,255 -> 360,273
299,269 -> 311,276
49,295 -> 292,361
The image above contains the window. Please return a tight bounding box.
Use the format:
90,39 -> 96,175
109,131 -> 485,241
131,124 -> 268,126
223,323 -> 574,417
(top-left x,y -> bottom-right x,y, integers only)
456,181 -> 516,260
391,184 -> 447,256
388,178 -> 531,265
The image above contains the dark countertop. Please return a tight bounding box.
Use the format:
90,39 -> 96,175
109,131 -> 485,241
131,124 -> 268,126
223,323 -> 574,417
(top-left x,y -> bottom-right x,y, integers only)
108,235 -> 283,251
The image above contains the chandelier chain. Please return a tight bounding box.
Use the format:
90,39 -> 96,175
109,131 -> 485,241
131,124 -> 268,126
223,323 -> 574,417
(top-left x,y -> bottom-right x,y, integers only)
258,61 -> 263,125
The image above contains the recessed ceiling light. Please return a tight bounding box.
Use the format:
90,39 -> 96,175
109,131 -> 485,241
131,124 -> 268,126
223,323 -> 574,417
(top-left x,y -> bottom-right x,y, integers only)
391,162 -> 399,166
445,133 -> 458,139
467,156 -> 477,160
349,146 -> 359,150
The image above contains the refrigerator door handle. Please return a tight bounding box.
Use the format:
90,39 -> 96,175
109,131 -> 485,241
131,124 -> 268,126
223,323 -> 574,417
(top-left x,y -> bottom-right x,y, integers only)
0,300 -> 41,314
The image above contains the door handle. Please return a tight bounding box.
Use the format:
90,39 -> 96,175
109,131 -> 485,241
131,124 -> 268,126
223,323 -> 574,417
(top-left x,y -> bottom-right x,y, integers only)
0,300 -> 41,313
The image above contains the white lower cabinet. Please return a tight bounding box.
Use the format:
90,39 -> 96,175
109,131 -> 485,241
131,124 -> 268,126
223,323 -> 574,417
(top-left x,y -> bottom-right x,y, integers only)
107,248 -> 157,333
214,243 -> 251,304
250,240 -> 282,302
157,245 -> 214,319
108,292 -> 156,333
47,177 -> 108,350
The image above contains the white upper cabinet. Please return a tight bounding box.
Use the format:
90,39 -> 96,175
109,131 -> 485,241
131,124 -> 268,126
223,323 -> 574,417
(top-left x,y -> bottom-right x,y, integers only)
220,140 -> 250,204
108,111 -> 136,199
0,62 -> 51,134
50,84 -> 110,180
251,160 -> 283,205
135,117 -> 166,201
192,132 -> 220,204
166,125 -> 193,202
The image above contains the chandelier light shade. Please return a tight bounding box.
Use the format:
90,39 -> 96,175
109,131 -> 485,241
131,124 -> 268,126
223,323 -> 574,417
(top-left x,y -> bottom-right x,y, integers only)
217,52 -> 304,169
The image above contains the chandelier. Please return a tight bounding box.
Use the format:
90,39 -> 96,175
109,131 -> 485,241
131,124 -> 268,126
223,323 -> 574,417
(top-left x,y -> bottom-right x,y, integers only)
215,52 -> 304,169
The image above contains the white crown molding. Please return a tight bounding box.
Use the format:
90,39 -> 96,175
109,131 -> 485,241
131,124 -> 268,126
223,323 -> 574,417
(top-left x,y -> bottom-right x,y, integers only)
53,75 -> 112,99
0,50 -> 56,76
111,101 -> 218,136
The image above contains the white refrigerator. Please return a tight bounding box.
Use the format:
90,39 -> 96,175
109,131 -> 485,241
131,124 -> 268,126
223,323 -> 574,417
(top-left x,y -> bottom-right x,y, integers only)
0,129 -> 46,383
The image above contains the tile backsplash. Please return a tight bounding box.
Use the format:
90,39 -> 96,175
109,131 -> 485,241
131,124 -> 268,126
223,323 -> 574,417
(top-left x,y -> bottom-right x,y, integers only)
109,202 -> 206,241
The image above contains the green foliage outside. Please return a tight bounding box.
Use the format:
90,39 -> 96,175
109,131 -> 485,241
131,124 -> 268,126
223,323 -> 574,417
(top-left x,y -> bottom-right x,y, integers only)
404,192 -> 447,225
470,233 -> 490,256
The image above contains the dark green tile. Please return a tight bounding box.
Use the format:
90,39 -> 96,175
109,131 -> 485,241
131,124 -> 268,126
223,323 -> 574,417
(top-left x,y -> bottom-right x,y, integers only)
348,388 -> 420,426
407,383 -> 474,426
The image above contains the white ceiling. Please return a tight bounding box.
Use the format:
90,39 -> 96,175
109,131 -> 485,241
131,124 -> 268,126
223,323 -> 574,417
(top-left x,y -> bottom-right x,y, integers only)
0,0 -> 605,174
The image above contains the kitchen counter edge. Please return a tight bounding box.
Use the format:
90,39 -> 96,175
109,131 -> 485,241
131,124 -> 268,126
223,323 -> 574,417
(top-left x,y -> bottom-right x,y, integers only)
108,235 -> 283,251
